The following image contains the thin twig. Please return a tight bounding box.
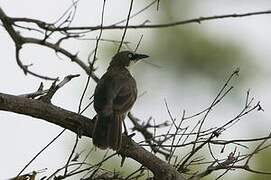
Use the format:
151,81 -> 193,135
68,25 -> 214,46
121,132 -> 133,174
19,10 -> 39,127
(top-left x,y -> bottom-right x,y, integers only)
63,134 -> 79,176
134,34 -> 143,52
117,0 -> 134,52
16,129 -> 66,177
41,10 -> 271,32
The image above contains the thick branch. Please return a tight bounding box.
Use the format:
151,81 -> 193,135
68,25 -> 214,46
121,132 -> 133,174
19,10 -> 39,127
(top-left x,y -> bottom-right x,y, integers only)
0,92 -> 185,180
0,92 -> 93,136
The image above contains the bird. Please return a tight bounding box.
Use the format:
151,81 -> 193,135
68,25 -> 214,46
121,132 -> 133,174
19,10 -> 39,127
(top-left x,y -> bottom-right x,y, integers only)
92,51 -> 149,151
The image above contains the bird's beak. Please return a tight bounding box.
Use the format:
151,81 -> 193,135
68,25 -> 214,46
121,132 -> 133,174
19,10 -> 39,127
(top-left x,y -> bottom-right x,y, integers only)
133,53 -> 149,61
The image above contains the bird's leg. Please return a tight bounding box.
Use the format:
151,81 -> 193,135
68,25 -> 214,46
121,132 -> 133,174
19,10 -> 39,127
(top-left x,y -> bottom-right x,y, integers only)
122,118 -> 136,138
122,120 -> 128,135
122,120 -> 135,138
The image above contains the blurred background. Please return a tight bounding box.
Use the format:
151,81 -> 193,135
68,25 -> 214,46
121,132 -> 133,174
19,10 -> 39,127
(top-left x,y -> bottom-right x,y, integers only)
0,0 -> 271,179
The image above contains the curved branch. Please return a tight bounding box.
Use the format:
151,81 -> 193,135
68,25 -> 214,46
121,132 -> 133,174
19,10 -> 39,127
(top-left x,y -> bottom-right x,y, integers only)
0,7 -> 99,82
0,7 -> 57,80
7,9 -> 271,32
15,46 -> 58,81
0,92 -> 185,180
21,37 -> 99,82
40,10 -> 271,32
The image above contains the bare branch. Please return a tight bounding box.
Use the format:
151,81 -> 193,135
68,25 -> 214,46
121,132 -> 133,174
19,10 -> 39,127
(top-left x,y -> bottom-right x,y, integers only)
0,92 -> 185,180
16,10 -> 271,32
117,0 -> 134,52
16,129 -> 66,178
0,7 -> 99,82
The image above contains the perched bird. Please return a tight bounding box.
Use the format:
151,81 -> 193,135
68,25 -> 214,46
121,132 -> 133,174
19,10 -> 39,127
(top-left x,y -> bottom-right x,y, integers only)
92,51 -> 149,151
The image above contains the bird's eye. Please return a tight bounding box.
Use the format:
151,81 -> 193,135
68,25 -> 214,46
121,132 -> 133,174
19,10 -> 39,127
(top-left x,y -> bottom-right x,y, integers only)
128,53 -> 133,59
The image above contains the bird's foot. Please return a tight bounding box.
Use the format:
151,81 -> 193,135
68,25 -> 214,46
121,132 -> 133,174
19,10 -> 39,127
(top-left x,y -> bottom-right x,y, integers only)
127,132 -> 136,138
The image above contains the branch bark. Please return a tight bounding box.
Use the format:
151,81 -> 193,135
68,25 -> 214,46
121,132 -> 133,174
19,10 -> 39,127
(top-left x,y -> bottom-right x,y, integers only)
9,9 -> 271,32
0,92 -> 185,180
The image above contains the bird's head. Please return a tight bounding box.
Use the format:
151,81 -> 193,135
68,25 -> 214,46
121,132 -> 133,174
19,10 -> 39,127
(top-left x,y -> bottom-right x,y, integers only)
110,51 -> 149,67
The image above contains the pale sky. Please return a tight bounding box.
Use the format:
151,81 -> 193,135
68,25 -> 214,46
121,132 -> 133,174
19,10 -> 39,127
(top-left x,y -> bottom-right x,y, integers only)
1,1 -> 271,179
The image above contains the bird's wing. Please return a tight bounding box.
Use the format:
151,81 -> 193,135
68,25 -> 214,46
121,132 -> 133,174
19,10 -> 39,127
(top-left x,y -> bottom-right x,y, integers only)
113,76 -> 137,114
94,67 -> 137,115
94,70 -> 122,115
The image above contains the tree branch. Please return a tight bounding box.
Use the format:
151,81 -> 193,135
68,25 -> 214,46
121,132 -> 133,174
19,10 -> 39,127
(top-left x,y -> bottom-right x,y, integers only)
0,92 -> 185,180
0,7 -> 99,82
11,9 -> 270,32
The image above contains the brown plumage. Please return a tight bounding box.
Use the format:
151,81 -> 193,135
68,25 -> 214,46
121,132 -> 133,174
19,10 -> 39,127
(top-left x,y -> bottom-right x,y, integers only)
92,51 -> 149,151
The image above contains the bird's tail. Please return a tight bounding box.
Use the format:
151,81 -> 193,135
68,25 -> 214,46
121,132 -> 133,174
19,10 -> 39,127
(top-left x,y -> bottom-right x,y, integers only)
92,113 -> 123,151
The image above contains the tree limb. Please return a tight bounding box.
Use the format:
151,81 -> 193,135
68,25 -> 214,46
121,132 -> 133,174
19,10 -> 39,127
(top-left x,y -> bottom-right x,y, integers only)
0,92 -> 185,180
